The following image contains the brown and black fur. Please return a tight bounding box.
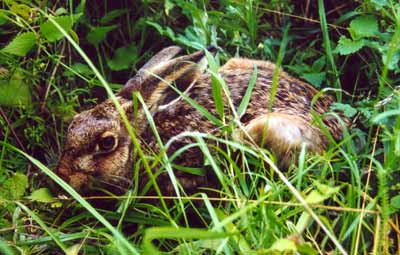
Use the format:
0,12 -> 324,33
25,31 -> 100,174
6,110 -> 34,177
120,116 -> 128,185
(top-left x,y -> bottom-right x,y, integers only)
55,46 -> 350,195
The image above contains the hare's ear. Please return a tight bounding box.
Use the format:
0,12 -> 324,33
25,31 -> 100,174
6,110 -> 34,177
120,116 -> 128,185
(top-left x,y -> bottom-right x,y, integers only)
119,46 -> 183,98
119,46 -> 218,108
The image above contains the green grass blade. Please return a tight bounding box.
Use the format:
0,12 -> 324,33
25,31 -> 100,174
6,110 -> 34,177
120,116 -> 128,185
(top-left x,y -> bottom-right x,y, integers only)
0,239 -> 15,255
318,0 -> 342,101
142,226 -> 235,254
15,202 -> 68,253
205,49 -> 225,120
237,65 -> 257,118
268,23 -> 289,111
136,92 -> 187,226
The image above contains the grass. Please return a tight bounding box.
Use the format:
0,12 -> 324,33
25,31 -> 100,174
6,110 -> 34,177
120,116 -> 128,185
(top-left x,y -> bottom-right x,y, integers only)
0,0 -> 399,254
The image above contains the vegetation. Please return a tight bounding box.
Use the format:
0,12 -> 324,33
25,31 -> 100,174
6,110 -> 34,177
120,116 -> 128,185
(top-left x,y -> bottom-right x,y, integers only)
0,0 -> 399,254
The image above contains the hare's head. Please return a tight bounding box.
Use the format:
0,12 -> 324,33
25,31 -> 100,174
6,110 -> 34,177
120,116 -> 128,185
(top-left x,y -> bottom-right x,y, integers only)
55,46 -> 215,193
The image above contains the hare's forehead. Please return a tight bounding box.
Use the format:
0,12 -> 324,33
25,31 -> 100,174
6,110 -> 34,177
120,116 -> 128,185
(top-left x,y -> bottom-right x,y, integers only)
65,109 -> 120,151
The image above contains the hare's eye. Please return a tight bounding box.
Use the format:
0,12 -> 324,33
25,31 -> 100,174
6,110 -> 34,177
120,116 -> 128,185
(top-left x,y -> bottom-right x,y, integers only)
99,136 -> 116,151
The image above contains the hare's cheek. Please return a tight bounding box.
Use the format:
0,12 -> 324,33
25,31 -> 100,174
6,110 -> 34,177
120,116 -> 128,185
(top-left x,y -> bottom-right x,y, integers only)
98,145 -> 131,177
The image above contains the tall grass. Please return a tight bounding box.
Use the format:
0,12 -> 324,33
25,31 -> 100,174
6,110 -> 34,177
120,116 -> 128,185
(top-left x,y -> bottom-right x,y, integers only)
0,1 -> 399,254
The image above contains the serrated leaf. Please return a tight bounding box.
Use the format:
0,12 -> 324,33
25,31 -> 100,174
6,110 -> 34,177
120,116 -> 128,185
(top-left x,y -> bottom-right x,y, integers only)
336,36 -> 364,55
106,44 -> 138,71
390,195 -> 400,210
331,102 -> 358,118
0,71 -> 31,107
100,9 -> 128,24
40,15 -> 80,42
0,173 -> 28,200
27,188 -> 55,203
10,3 -> 31,19
302,72 -> 325,88
349,15 -> 378,39
1,32 -> 36,56
86,25 -> 118,46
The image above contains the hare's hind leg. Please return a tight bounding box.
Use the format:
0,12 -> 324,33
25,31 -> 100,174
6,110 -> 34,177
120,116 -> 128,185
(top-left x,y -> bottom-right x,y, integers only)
242,112 -> 326,167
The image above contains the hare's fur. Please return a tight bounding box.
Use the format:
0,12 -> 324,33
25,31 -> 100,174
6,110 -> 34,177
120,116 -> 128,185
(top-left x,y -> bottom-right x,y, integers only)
56,46 -> 349,194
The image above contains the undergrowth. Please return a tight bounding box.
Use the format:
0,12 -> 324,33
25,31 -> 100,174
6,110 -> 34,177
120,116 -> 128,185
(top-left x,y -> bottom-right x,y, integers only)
0,0 -> 399,254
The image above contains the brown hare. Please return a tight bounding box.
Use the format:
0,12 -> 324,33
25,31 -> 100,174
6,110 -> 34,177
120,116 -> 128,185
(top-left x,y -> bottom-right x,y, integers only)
55,46 -> 349,195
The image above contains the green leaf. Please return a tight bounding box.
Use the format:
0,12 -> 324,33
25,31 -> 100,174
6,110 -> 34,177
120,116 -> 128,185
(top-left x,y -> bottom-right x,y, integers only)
305,190 -> 326,204
146,21 -> 177,42
302,72 -> 326,88
0,173 -> 28,200
297,243 -> 319,255
106,44 -> 138,71
336,36 -> 364,55
349,15 -> 378,39
311,56 -> 326,72
0,11 -> 8,26
371,0 -> 388,10
10,3 -> 31,19
164,0 -> 175,16
40,15 -> 80,42
100,9 -> 128,24
268,238 -> 297,253
27,188 -> 55,203
315,182 -> 340,198
63,63 -> 93,77
331,102 -> 358,118
382,50 -> 400,70
0,71 -> 31,107
1,32 -> 36,56
305,182 -> 340,204
390,195 -> 400,210
86,25 -> 118,46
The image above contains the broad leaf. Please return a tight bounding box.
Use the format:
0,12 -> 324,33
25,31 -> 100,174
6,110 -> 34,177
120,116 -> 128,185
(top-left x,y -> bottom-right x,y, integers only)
100,9 -> 128,24
0,173 -> 28,200
10,3 -> 31,19
0,71 -> 31,107
27,188 -> 55,203
331,103 -> 358,118
106,44 -> 138,71
40,15 -> 80,42
349,15 -> 378,39
302,72 -> 326,88
391,195 -> 400,210
1,32 -> 36,56
336,36 -> 364,55
86,25 -> 118,46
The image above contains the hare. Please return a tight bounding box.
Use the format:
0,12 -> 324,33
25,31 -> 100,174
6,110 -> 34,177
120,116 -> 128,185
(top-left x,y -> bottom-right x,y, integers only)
55,46 -> 349,195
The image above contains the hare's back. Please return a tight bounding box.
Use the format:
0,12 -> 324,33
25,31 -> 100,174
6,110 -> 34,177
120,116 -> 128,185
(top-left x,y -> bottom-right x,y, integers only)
218,58 -> 329,122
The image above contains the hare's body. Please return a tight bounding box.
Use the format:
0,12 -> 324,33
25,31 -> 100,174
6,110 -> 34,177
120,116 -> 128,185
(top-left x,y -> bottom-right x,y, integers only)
56,46 -> 348,194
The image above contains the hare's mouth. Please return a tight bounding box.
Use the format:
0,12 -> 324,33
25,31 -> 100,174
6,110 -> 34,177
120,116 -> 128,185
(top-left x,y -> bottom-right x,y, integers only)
67,172 -> 90,192
87,173 -> 132,195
